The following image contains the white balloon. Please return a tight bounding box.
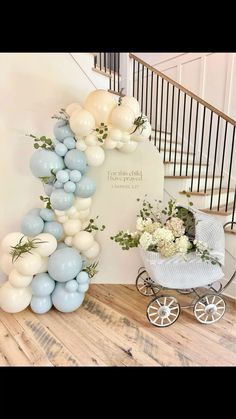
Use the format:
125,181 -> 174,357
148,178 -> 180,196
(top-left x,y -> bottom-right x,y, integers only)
77,208 -> 90,220
85,146 -> 105,167
38,256 -> 49,273
66,103 -> 82,117
66,206 -> 77,217
84,133 -> 98,146
122,96 -> 140,118
110,105 -> 135,131
55,209 -> 66,216
0,253 -> 13,275
76,139 -> 87,151
63,219 -> 82,236
73,231 -> 94,252
131,121 -> 152,142
119,141 -> 138,153
9,269 -> 33,288
1,232 -> 27,254
121,132 -> 131,143
116,141 -> 124,149
70,109 -> 95,137
74,197 -> 92,211
33,233 -> 57,257
103,139 -> 117,149
70,211 -> 81,220
108,127 -> 122,142
65,236 -> 73,247
14,252 -> 42,276
81,220 -> 90,230
84,90 -> 116,125
57,215 -> 69,224
83,241 -> 100,259
0,282 -> 32,313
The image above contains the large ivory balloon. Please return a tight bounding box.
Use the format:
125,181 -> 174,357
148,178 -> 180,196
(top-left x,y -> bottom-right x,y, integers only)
85,146 -> 105,167
119,141 -> 138,153
73,231 -> 94,252
9,269 -> 33,288
66,103 -> 82,117
14,252 -> 42,276
30,150 -> 64,178
1,232 -> 27,254
74,197 -> 92,211
131,121 -> 152,142
110,105 -> 135,131
0,282 -> 32,313
33,233 -> 57,257
37,257 -> 48,273
70,109 -> 95,137
122,96 -> 140,118
63,219 -> 82,236
84,133 -> 98,146
84,90 -> 116,125
0,253 -> 13,275
83,241 -> 100,259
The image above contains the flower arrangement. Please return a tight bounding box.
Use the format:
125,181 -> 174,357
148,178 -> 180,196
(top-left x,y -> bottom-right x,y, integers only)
111,196 -> 221,266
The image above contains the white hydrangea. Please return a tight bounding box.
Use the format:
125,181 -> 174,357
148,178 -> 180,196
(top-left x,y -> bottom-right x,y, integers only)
152,227 -> 174,244
139,231 -> 153,250
175,235 -> 192,254
166,217 -> 185,238
194,240 -> 209,252
136,217 -> 152,232
144,221 -> 161,234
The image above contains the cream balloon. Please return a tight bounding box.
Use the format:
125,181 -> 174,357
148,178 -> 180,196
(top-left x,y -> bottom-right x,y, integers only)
66,103 -> 82,117
108,127 -> 122,142
65,236 -> 73,246
55,210 -> 66,216
66,206 -> 77,217
33,233 -> 57,257
1,232 -> 27,254
0,253 -> 13,275
57,215 -> 68,224
103,139 -> 117,150
110,105 -> 135,131
116,141 -> 124,149
131,121 -> 152,142
63,219 -> 82,236
70,109 -> 95,137
81,220 -> 90,230
83,241 -> 100,259
85,146 -> 105,167
84,133 -> 98,146
121,96 -> 140,118
121,132 -> 131,143
84,90 -> 116,125
119,141 -> 138,153
0,282 -> 32,313
14,252 -> 42,276
74,197 -> 92,211
38,257 -> 49,273
73,231 -> 94,252
77,208 -> 90,221
9,269 -> 33,288
76,139 -> 87,151
70,211 -> 81,220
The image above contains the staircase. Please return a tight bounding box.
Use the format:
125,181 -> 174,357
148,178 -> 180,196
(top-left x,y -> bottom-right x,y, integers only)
93,52 -> 236,297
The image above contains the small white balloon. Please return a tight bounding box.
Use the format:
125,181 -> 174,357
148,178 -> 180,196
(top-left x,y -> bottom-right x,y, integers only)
85,146 -> 105,167
70,109 -> 95,137
1,232 -> 27,254
77,208 -> 90,221
55,209 -> 66,216
0,282 -> 32,313
66,206 -> 77,217
63,219 -> 82,236
116,141 -> 124,149
76,139 -> 87,151
81,220 -> 90,230
9,269 -> 33,288
73,231 -> 94,252
122,96 -> 140,118
108,127 -> 122,142
84,133 -> 98,146
83,241 -> 100,259
103,139 -> 117,149
74,197 -> 92,211
121,132 -> 131,143
66,103 -> 82,117
119,141 -> 138,153
57,215 -> 69,224
65,236 -> 73,247
0,253 -> 13,275
131,121 -> 152,142
33,233 -> 57,257
14,252 -> 42,276
110,105 -> 135,131
38,256 -> 49,273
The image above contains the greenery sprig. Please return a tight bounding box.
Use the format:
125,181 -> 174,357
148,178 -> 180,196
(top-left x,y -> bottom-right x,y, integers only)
94,123 -> 108,143
83,261 -> 99,278
39,169 -> 56,185
40,195 -> 52,209
110,231 -> 139,250
51,108 -> 69,121
118,88 -> 125,105
10,236 -> 47,263
84,216 -> 105,233
26,134 -> 54,151
131,114 -> 148,134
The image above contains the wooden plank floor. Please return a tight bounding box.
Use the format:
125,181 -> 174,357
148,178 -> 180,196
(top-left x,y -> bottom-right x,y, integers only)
0,285 -> 235,366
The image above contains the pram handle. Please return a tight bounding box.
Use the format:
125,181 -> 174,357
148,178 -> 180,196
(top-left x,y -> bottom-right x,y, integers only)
221,270 -> 236,294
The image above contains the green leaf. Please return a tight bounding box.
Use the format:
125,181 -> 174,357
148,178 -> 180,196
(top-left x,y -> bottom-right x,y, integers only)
34,143 -> 39,149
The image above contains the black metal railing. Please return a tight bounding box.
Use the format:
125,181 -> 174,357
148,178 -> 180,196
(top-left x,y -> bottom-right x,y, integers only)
224,186 -> 236,231
129,53 -> 236,218
93,53 -> 120,94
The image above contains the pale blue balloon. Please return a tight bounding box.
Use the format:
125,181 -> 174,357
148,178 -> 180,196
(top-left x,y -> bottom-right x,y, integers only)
65,280 -> 79,293
27,208 -> 41,216
78,283 -> 89,293
76,271 -> 89,284
81,255 -> 88,268
54,120 -> 74,142
43,221 -> 64,240
31,295 -> 52,314
52,138 -> 59,146
75,176 -> 96,198
64,149 -> 87,173
52,283 -> 85,313
48,247 -> 82,282
21,214 -> 44,236
39,208 -> 55,222
63,137 -> 76,149
64,181 -> 76,193
54,180 -> 63,189
55,143 -> 68,157
50,189 -> 74,210
44,183 -> 54,196
56,170 -> 69,183
31,273 -> 55,296
69,170 -> 82,183
30,149 -> 64,178
57,242 -> 67,249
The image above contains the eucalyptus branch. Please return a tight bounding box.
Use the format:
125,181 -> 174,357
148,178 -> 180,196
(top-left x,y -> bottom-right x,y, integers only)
39,169 -> 56,185
83,261 -> 99,278
40,195 -> 52,209
51,108 -> 69,121
10,236 -> 47,263
84,216 -> 105,233
94,123 -> 108,143
26,134 -> 54,151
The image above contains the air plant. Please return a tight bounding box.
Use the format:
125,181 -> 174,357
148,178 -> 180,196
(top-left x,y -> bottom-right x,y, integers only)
10,236 -> 47,263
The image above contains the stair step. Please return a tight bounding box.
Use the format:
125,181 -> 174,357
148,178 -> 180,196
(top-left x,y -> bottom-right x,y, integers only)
165,175 -> 221,179
179,187 -> 234,196
201,203 -> 234,215
108,89 -> 122,96
92,67 -> 112,78
224,225 -> 236,234
159,148 -> 194,156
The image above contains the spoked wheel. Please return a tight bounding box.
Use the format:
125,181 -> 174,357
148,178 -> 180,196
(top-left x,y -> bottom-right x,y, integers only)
137,266 -> 145,274
136,270 -> 159,296
194,294 -> 226,324
147,295 -> 180,327
177,288 -> 193,294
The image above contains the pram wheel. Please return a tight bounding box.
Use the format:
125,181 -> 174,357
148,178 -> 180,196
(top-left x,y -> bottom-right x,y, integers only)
177,289 -> 193,294
194,294 -> 226,324
136,270 -> 160,296
147,295 -> 180,327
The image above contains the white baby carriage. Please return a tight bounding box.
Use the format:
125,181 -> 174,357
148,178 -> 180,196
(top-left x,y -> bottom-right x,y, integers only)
136,206 -> 236,327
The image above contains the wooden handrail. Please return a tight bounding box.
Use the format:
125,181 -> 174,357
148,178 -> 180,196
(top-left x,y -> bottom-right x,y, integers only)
129,53 -> 236,127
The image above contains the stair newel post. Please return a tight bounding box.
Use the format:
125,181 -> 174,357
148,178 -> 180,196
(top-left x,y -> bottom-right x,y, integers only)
210,115 -> 221,210
197,106 -> 206,191
225,126 -> 235,212
204,110 -> 213,193
119,53 -> 133,97
217,121 -> 228,210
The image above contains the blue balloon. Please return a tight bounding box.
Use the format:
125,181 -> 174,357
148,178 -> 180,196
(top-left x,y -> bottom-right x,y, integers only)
65,280 -> 79,293
21,214 -> 44,236
54,180 -> 63,189
48,247 -> 82,282
43,221 -> 64,240
27,208 -> 41,216
44,183 -> 54,196
55,143 -> 68,157
78,283 -> 89,293
76,271 -> 89,284
30,149 -> 64,178
31,273 -> 55,296
64,149 -> 87,173
63,137 -> 76,149
57,242 -> 67,249
31,295 -> 52,314
56,170 -> 69,183
53,120 -> 74,142
64,181 -> 76,193
75,176 -> 96,198
50,189 -> 74,210
52,283 -> 85,313
69,170 -> 82,183
39,208 -> 55,222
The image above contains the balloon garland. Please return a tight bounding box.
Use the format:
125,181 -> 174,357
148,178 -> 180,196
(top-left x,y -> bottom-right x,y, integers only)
0,90 -> 151,314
